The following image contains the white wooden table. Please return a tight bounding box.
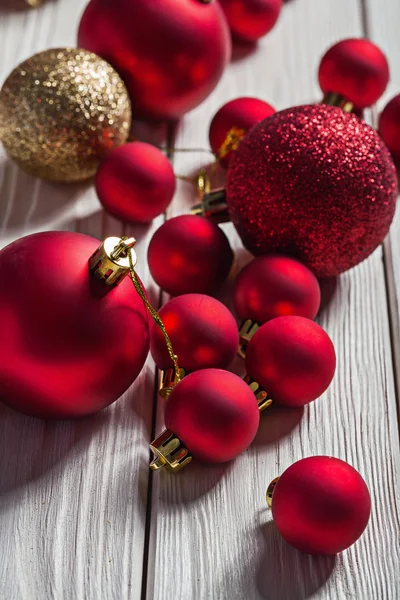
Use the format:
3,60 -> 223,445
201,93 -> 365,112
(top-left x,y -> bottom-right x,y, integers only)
0,1 -> 399,599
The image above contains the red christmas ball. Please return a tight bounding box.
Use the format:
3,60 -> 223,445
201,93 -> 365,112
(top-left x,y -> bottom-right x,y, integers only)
95,142 -> 176,224
209,97 -> 276,167
78,0 -> 231,121
245,316 -> 336,407
226,105 -> 398,277
271,457 -> 371,554
150,294 -> 238,372
165,369 -> 260,463
233,255 -> 320,324
318,38 -> 389,108
0,232 -> 149,419
218,0 -> 282,43
148,215 -> 234,296
379,94 -> 400,167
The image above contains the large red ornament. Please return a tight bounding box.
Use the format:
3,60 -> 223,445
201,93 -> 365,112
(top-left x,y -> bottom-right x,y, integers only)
165,369 -> 260,463
270,457 -> 371,554
78,0 -> 231,121
148,215 -> 234,296
379,94 -> 400,168
245,316 -> 336,407
234,255 -> 320,324
0,232 -> 149,419
218,0 -> 282,44
318,38 -> 389,108
209,97 -> 275,167
95,142 -> 176,224
226,105 -> 398,277
151,294 -> 238,372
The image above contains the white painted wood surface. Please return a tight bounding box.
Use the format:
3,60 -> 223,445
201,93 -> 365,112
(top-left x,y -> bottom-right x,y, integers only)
0,1 -> 399,599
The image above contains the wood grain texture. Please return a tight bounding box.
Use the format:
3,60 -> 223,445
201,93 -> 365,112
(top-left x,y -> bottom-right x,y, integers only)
146,1 -> 400,599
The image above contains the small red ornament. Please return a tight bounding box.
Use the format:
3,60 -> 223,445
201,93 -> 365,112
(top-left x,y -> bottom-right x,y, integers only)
226,105 -> 398,277
151,294 -> 238,372
234,255 -> 320,324
163,369 -> 260,464
268,456 -> 371,555
245,316 -> 336,407
218,0 -> 282,44
209,97 -> 276,167
318,38 -> 389,108
379,94 -> 400,167
95,142 -> 176,224
0,232 -> 149,419
148,215 -> 234,296
78,0 -> 231,121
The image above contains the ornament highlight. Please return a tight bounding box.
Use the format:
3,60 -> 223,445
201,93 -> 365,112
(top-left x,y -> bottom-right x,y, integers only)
150,369 -> 260,471
0,48 -> 131,182
78,0 -> 231,121
218,0 -> 282,43
267,457 -> 371,554
95,142 -> 176,224
379,94 -> 400,168
226,105 -> 397,277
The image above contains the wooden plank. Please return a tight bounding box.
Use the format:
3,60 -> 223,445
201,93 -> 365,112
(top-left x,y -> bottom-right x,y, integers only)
0,3 -> 163,599
146,1 -> 400,599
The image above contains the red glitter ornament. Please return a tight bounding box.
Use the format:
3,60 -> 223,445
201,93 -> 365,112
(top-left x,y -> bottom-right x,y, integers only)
379,94 -> 400,167
78,0 -> 231,121
209,97 -> 275,167
151,294 -> 238,372
0,232 -> 149,419
226,105 -> 398,277
318,38 -> 389,108
218,0 -> 282,44
165,369 -> 260,463
269,456 -> 371,555
148,215 -> 234,296
233,255 -> 320,324
245,316 -> 336,407
95,142 -> 176,224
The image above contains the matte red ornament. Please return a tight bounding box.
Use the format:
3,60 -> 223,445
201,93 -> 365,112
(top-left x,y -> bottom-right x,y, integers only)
78,0 -> 231,121
165,369 -> 260,463
95,142 -> 176,224
234,255 -> 320,324
318,38 -> 389,108
148,215 -> 234,296
218,0 -> 282,43
379,94 -> 400,167
0,232 -> 149,419
245,316 -> 336,407
151,294 -> 238,371
209,97 -> 276,167
226,105 -> 398,277
269,456 -> 371,555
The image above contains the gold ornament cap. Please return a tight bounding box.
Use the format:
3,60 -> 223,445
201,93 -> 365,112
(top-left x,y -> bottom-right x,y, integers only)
191,188 -> 230,224
89,237 -> 137,287
238,319 -> 260,359
159,367 -> 187,399
321,92 -> 354,113
266,477 -> 280,507
243,375 -> 273,413
150,430 -> 192,473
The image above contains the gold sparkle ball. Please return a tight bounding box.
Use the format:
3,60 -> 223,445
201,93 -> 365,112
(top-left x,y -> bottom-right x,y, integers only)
0,48 -> 132,182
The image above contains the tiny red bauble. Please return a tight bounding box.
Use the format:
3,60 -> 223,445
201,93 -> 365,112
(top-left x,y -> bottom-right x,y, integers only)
245,316 -> 336,406
269,457 -> 371,554
233,255 -> 320,324
379,94 -> 400,167
95,142 -> 176,224
209,97 -> 276,167
218,0 -> 282,44
148,215 -> 234,296
0,232 -> 149,419
165,369 -> 260,463
226,105 -> 398,277
151,294 -> 238,372
78,0 -> 231,121
318,38 -> 389,108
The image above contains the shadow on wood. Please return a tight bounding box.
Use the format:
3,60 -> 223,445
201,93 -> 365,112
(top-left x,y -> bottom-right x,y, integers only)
257,520 -> 336,599
252,405 -> 304,447
318,276 -> 338,316
231,41 -> 258,63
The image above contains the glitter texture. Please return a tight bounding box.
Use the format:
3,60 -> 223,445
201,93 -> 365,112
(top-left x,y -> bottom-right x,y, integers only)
0,48 -> 131,182
226,104 -> 398,277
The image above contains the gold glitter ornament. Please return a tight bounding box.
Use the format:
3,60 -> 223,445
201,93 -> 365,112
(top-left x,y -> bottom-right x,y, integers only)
0,48 -> 131,182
